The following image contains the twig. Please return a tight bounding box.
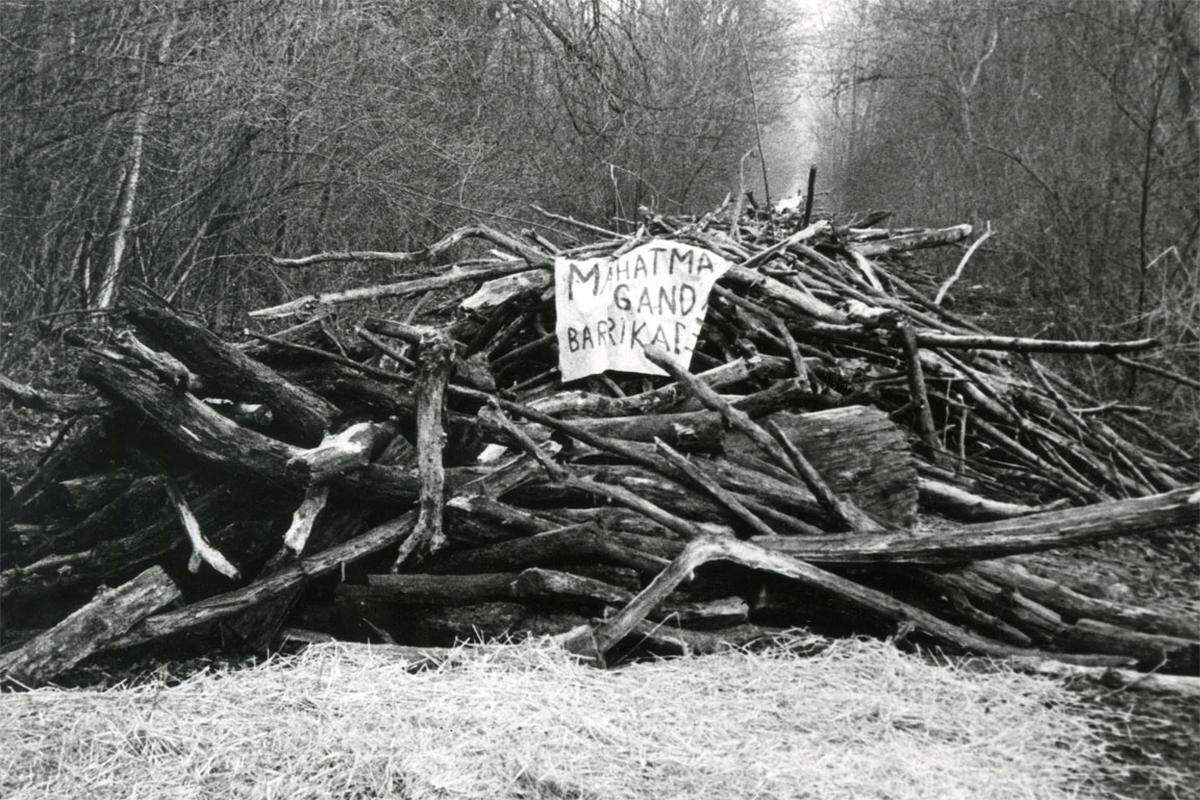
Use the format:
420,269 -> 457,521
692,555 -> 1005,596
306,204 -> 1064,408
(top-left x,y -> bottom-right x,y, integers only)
163,477 -> 240,579
935,224 -> 993,305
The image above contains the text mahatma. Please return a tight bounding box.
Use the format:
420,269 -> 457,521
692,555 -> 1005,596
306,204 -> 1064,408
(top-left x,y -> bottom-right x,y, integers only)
554,240 -> 732,381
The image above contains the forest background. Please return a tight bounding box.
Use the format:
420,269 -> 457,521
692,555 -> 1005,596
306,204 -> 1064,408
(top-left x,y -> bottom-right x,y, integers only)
1,0 -> 1196,439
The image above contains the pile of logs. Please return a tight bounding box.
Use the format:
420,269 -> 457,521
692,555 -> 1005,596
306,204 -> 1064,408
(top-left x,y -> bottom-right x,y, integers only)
1,205 -> 1197,690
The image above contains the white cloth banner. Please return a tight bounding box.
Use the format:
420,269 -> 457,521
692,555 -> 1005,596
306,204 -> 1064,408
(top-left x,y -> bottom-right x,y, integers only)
554,239 -> 732,382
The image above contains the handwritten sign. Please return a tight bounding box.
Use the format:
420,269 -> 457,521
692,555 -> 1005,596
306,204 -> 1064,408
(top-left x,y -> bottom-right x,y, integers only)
554,240 -> 732,382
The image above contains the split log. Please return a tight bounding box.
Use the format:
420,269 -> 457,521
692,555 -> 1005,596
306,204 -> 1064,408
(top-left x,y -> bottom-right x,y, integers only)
127,303 -> 338,444
0,566 -> 179,687
359,568 -> 748,629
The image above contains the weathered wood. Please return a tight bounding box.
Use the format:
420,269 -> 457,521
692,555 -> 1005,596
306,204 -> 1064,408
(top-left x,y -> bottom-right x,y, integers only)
764,418 -> 871,532
285,420 -> 398,486
251,260 -> 549,320
1007,657 -> 1200,697
728,406 -> 918,527
919,478 -> 1069,521
78,354 -> 421,504
1,484 -> 269,605
425,525 -> 673,575
849,224 -> 972,256
925,567 -> 1198,672
10,479 -> 166,566
0,373 -> 104,415
753,486 -> 1198,564
972,560 -> 1200,640
0,566 -> 179,687
282,485 -> 330,554
913,331 -> 1159,354
392,331 -> 455,569
164,476 -> 240,579
127,303 -> 338,444
562,536 -> 1135,668
47,470 -> 136,515
112,330 -> 198,391
898,324 -> 946,465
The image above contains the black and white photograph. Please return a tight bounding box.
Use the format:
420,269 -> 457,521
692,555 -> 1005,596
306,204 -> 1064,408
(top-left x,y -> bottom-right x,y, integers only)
1,1 -> 1197,797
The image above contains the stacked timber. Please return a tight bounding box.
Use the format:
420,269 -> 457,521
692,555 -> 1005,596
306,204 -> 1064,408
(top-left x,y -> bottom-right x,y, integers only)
0,203 -> 1196,689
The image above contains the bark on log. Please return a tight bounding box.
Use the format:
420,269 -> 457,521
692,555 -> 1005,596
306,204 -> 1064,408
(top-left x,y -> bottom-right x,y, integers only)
47,470 -> 137,516
561,536 -> 1135,668
1,483 -> 269,604
0,566 -> 179,687
12,477 -> 166,565
849,224 -> 972,256
425,525 -> 672,575
0,373 -> 104,415
972,560 -> 1200,640
127,304 -> 338,444
727,406 -> 918,527
392,331 -> 454,568
753,486 -> 1198,564
78,355 -> 421,504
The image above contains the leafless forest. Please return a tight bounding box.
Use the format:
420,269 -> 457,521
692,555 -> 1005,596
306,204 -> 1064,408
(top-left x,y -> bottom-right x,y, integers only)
1,1 -> 1196,438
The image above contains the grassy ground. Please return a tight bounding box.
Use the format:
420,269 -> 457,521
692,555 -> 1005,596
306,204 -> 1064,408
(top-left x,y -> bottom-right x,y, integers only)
1,635 -> 1124,800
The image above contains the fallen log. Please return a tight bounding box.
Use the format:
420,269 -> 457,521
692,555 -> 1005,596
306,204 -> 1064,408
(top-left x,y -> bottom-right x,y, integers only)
971,560 -> 1200,640
78,354 -> 421,504
9,476 -> 164,566
127,303 -> 338,444
46,470 -> 137,516
0,373 -> 105,415
562,536 -> 1135,668
0,565 -> 179,687
753,486 -> 1199,564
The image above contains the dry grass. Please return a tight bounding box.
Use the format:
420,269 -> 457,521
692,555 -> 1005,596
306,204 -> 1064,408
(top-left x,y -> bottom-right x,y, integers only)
0,634 -> 1116,800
